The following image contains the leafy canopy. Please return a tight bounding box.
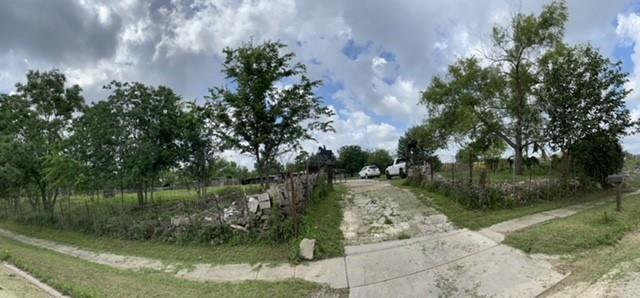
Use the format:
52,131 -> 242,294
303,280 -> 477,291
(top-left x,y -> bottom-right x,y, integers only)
207,41 -> 334,176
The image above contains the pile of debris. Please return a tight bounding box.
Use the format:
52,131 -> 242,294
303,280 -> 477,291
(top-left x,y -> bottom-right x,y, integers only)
170,173 -> 322,232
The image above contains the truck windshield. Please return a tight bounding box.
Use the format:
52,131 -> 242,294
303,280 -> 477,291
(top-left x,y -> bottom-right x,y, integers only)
397,159 -> 406,163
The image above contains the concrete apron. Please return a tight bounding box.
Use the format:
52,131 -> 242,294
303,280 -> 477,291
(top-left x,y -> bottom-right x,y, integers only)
344,229 -> 567,297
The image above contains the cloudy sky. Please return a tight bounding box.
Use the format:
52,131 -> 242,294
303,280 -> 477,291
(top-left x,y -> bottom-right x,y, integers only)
2,0 -> 640,168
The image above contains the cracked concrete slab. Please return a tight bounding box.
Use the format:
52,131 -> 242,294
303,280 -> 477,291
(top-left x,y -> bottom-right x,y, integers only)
176,263 -> 259,282
350,244 -> 567,298
256,264 -> 295,281
340,180 -> 568,297
294,257 -> 348,289
346,230 -> 496,287
489,213 -> 558,234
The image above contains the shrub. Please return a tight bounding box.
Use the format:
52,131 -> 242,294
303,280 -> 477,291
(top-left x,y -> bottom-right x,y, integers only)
407,177 -> 589,210
571,132 -> 624,186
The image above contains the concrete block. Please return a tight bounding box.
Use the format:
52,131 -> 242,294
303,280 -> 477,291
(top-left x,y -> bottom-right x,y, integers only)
300,238 -> 316,260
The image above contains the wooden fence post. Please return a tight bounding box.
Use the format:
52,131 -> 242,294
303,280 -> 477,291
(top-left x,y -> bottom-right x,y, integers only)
289,172 -> 299,234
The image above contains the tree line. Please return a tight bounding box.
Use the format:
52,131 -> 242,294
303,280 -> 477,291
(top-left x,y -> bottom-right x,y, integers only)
402,0 -> 637,185
0,41 -> 333,212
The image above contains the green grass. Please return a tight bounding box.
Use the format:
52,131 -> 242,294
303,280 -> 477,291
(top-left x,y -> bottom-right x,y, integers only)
0,235 -> 322,298
0,184 -> 347,265
0,221 -> 291,265
298,184 -> 346,260
65,184 -> 264,207
504,195 -> 640,255
544,228 -> 640,294
393,179 -> 618,230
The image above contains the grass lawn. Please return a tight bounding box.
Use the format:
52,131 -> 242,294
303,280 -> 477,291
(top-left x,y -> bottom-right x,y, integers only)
0,220 -> 291,265
544,229 -> 640,294
0,235 -> 323,298
393,179 -> 618,230
297,184 -> 346,260
504,195 -> 640,255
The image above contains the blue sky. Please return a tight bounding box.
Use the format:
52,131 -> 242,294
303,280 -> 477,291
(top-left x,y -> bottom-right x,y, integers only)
2,0 -> 640,168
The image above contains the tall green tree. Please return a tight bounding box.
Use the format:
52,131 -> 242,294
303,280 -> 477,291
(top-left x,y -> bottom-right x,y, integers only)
3,70 -> 85,212
207,41 -> 334,181
367,149 -> 393,172
421,58 -> 504,171
538,44 -> 636,154
178,102 -> 219,197
71,100 -> 123,195
570,132 -> 624,185
398,124 -> 445,164
103,81 -> 184,206
486,0 -> 568,174
422,0 -> 568,175
337,145 -> 369,175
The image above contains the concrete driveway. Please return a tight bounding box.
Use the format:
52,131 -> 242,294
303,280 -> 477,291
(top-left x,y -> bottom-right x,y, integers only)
340,179 -> 567,297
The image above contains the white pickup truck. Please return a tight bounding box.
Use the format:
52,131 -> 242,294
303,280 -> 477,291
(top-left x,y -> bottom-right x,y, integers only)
385,158 -> 407,179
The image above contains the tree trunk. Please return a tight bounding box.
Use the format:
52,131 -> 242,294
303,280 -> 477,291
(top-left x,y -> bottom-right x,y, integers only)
514,134 -> 524,176
137,183 -> 144,207
429,162 -> 434,182
468,160 -> 473,187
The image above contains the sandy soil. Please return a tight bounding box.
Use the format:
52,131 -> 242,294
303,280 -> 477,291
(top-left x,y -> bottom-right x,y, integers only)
340,179 -> 455,245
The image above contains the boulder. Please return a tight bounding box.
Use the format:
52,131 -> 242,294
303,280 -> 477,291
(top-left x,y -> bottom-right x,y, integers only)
299,238 -> 316,260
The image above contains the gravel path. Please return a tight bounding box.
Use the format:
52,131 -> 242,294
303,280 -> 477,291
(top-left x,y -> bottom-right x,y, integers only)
340,179 -> 455,245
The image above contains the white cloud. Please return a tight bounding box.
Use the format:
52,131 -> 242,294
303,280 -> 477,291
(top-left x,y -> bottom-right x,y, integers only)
616,13 -> 640,102
3,0 -> 640,168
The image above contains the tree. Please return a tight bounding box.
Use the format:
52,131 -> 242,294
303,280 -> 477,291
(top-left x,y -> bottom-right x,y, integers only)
488,0 -> 568,175
367,149 -> 393,172
207,41 -> 334,182
570,132 -> 624,185
403,125 -> 446,162
178,102 -> 219,197
422,1 -> 568,175
538,44 -> 636,155
285,150 -> 310,172
103,81 -> 184,206
71,100 -> 123,196
4,70 -> 85,212
421,58 -> 503,170
337,145 -> 368,175
209,159 -> 250,179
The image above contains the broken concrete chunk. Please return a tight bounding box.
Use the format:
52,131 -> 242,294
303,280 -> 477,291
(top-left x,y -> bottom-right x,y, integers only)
257,193 -> 271,209
299,238 -> 316,260
170,215 -> 191,226
247,197 -> 259,213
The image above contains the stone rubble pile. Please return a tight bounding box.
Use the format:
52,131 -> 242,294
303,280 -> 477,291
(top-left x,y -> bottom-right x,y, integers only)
170,173 -> 322,231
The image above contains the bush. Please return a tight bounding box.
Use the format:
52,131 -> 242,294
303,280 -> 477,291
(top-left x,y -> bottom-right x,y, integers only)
407,176 -> 588,210
571,132 -> 624,185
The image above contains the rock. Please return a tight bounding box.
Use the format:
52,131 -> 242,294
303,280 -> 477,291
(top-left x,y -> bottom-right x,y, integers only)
299,238 -> 316,260
257,193 -> 271,209
170,215 -> 190,226
247,197 -> 259,213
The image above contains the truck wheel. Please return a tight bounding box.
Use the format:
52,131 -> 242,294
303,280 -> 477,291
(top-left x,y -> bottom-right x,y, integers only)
399,169 -> 407,178
386,172 -> 392,179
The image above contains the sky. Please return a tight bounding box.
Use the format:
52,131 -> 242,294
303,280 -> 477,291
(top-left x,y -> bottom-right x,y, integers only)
2,0 -> 640,169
